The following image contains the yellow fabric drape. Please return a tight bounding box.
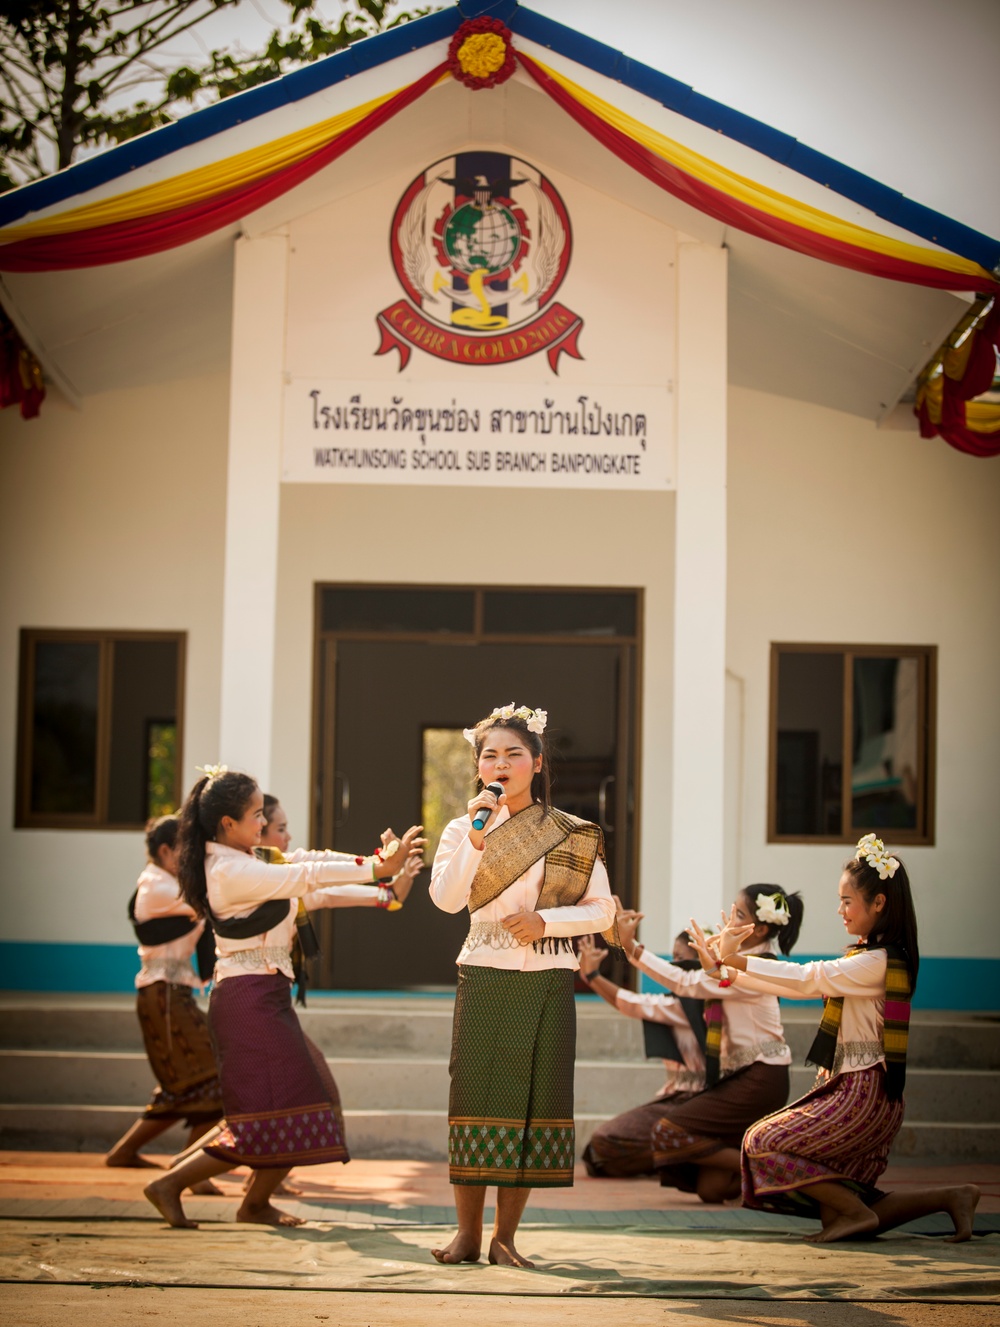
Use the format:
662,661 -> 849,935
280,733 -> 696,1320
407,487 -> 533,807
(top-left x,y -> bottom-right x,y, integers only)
917,374 -> 1000,433
535,59 -> 993,285
0,86 -> 406,242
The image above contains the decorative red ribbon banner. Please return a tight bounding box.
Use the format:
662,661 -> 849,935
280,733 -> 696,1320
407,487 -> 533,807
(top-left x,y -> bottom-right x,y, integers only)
517,53 -> 998,295
375,298 -> 584,373
0,63 -> 448,272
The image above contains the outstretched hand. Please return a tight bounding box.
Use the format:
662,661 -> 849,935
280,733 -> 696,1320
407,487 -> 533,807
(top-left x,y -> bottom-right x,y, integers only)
577,934 -> 608,977
391,850 -> 423,904
715,905 -> 756,963
379,825 -> 426,878
686,917 -> 724,975
615,908 -> 643,957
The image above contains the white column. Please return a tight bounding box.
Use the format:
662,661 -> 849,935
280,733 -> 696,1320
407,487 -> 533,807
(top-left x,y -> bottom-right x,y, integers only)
218,233 -> 287,785
670,241 -> 728,939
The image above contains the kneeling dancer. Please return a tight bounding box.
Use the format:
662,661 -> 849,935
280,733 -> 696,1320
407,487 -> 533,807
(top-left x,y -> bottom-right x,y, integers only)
579,929 -> 707,1178
618,885 -> 802,1202
430,705 -> 617,1267
698,835 -> 979,1242
143,766 -> 423,1228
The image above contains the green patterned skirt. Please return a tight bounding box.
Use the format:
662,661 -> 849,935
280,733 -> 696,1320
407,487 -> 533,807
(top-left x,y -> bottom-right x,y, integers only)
448,964 -> 576,1188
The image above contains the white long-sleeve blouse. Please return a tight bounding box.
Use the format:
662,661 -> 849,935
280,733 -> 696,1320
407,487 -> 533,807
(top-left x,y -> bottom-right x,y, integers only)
429,807 -> 616,972
733,949 -> 890,1075
206,842 -> 384,984
634,942 -> 791,1073
133,863 -> 204,989
613,987 -> 707,1096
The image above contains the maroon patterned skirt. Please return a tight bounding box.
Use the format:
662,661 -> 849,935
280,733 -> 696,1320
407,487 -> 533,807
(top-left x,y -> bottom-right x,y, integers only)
741,1066 -> 904,1216
205,972 -> 348,1169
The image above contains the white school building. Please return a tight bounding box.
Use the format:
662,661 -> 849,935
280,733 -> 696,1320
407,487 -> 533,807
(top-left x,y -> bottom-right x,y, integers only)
1,0 -> 998,1006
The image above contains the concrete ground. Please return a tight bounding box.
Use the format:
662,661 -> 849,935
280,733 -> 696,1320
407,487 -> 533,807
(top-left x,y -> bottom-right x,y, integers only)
1,1152 -> 998,1324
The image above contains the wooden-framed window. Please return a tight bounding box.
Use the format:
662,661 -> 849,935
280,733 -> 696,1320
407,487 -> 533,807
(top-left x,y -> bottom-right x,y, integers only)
768,643 -> 935,845
16,629 -> 185,830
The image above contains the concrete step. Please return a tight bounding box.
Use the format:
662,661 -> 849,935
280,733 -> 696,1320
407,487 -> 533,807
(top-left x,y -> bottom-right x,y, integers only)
4,1047 -> 998,1127
3,995 -> 999,1069
1,1102 -> 996,1164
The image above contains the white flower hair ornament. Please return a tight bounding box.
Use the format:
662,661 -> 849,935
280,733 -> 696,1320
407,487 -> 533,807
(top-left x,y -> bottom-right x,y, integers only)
855,833 -> 900,881
196,763 -> 229,780
462,706 -> 549,746
755,893 -> 791,927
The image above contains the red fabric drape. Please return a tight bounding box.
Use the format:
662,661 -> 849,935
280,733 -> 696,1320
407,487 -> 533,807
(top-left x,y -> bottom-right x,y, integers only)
517,53 -> 998,296
0,63 -> 447,272
0,309 -> 45,418
916,398 -> 1000,458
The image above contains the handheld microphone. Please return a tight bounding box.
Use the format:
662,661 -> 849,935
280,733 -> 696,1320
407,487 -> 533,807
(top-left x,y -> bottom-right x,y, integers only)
472,783 -> 505,831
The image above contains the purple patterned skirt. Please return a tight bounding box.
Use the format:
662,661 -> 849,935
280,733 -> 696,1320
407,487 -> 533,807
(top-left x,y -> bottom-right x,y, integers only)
205,972 -> 348,1169
741,1066 -> 904,1216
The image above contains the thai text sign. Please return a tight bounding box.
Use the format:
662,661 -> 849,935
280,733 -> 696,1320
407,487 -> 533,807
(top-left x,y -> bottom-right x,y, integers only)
281,380 -> 675,489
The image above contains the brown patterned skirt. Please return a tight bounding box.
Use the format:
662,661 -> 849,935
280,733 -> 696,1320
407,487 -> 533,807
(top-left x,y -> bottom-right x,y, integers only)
652,1062 -> 789,1174
742,1066 -> 904,1216
136,982 -> 223,1128
205,972 -> 348,1169
583,1091 -> 701,1178
448,965 -> 576,1188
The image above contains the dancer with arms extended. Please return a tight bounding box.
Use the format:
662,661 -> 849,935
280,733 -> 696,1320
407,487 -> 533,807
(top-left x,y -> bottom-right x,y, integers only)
579,929 -> 707,1178
617,886 -> 802,1201
143,766 -> 423,1229
692,835 -> 979,1242
430,705 -> 617,1268
106,814 -> 222,1176
242,792 -> 421,1198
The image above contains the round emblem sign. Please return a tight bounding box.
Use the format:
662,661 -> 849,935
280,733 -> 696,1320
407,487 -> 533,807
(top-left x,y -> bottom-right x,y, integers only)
376,151 -> 583,371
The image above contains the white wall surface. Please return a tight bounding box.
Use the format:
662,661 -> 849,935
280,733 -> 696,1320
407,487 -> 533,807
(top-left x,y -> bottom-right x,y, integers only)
0,372 -> 229,945
269,482 -> 677,941
726,384 -> 1000,959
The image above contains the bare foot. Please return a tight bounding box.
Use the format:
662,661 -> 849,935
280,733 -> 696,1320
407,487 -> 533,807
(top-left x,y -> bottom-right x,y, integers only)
806,1209 -> 879,1243
188,1179 -> 224,1196
236,1202 -> 304,1227
489,1236 -> 535,1268
106,1153 -> 161,1169
243,1173 -> 302,1197
944,1184 -> 981,1242
431,1232 -> 481,1264
144,1177 -> 198,1229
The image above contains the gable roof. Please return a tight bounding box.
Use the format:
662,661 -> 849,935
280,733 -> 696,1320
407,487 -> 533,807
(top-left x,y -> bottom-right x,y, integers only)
2,0 -> 995,274
0,0 -> 994,425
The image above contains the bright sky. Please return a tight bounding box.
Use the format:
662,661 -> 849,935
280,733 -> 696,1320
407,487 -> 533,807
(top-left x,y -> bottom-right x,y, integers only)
110,0 -> 1000,240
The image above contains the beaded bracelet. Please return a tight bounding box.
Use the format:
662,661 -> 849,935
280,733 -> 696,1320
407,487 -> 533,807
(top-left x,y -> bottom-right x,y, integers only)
376,882 -> 402,911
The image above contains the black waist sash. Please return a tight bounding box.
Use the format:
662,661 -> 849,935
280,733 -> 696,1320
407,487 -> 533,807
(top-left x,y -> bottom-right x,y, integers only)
641,958 -> 706,1062
129,889 -> 217,982
129,889 -> 196,946
209,898 -> 293,939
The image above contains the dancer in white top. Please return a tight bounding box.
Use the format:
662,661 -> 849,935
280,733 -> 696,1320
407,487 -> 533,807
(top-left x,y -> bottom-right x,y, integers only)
692,835 -> 980,1242
429,704 -> 616,1269
143,767 -> 423,1229
106,814 -> 222,1174
617,885 -> 802,1202
579,929 -> 707,1177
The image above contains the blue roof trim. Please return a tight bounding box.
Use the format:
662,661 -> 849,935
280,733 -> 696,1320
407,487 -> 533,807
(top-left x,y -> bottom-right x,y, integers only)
2,0 -> 995,274
511,6 -> 1000,273
0,7 -> 459,230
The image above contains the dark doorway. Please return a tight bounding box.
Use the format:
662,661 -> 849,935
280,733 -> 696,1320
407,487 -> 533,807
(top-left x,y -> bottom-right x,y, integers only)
311,586 -> 640,990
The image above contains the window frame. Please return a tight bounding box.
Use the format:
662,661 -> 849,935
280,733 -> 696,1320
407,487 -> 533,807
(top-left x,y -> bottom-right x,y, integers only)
767,641 -> 936,846
15,628 -> 186,830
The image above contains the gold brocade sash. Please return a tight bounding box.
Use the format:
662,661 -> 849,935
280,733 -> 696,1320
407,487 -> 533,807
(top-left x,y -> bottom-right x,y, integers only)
468,804 -> 621,951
